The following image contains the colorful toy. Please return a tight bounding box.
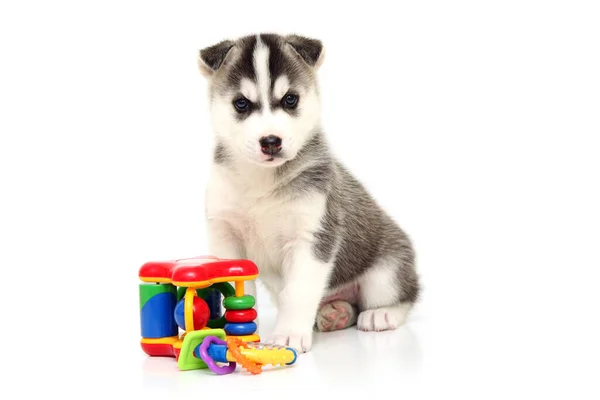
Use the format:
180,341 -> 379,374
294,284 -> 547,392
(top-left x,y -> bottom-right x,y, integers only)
138,255 -> 297,375
184,330 -> 297,375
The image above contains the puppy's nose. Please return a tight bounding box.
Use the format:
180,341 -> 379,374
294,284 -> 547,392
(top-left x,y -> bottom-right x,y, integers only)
259,135 -> 282,155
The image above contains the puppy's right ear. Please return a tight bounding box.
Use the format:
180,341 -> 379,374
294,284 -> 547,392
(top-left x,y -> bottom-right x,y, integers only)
197,39 -> 235,78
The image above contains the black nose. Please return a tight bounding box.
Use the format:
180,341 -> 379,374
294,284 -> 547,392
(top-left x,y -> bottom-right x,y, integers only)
259,135 -> 282,155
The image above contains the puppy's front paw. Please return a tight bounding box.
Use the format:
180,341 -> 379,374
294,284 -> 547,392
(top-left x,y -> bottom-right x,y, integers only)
267,330 -> 313,353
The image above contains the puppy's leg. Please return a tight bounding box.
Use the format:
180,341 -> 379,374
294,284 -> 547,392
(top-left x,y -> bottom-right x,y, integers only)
207,219 -> 243,259
268,241 -> 332,353
206,218 -> 256,317
357,257 -> 418,331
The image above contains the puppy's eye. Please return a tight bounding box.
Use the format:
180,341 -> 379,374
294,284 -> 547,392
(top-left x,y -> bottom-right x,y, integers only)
282,93 -> 299,108
233,97 -> 251,112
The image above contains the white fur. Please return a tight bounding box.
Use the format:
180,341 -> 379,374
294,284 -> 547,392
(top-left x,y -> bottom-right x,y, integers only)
253,36 -> 271,111
273,75 -> 290,99
208,40 -> 321,170
357,258 -> 412,331
206,161 -> 331,351
358,258 -> 401,309
269,237 -> 332,352
240,78 -> 258,103
357,304 -> 411,331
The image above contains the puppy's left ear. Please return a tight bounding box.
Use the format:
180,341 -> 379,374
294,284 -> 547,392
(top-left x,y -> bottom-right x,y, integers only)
285,34 -> 325,69
197,39 -> 235,78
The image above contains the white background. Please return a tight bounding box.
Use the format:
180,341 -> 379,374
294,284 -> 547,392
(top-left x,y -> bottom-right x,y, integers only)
1,0 -> 599,398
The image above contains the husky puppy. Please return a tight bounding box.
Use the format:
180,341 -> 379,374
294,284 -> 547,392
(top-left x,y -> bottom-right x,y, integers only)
197,33 -> 419,352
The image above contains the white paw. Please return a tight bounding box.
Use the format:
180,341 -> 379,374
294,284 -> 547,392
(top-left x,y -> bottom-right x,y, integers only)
267,330 -> 313,353
357,306 -> 407,332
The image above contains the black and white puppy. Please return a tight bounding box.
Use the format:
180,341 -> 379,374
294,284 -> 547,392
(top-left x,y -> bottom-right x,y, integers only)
197,33 -> 420,352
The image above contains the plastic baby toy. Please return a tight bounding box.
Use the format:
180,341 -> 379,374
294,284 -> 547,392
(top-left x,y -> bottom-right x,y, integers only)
138,255 -> 298,375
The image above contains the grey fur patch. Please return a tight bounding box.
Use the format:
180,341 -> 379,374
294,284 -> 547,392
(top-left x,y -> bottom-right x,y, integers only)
199,40 -> 235,71
274,132 -> 332,195
285,34 -> 324,67
224,35 -> 257,89
313,194 -> 340,262
319,161 -> 420,305
213,142 -> 231,164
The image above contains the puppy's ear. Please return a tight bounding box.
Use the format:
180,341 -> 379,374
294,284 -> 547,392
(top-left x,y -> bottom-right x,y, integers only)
285,34 -> 325,69
197,39 -> 235,78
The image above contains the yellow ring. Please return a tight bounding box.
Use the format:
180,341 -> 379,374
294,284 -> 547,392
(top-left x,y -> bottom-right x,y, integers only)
184,287 -> 196,332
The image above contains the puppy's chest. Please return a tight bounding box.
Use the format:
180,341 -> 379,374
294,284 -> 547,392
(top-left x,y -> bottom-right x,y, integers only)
208,180 -> 318,268
228,197 -> 295,249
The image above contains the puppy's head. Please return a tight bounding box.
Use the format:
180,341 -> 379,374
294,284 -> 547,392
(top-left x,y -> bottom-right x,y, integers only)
198,33 -> 325,167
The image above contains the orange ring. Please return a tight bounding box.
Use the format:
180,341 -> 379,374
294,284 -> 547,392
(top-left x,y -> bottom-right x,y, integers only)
227,338 -> 262,375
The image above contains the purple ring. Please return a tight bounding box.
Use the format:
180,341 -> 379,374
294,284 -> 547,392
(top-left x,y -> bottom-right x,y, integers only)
199,336 -> 236,375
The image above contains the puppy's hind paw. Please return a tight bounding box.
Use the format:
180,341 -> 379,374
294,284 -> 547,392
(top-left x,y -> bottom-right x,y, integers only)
357,304 -> 411,332
316,300 -> 358,332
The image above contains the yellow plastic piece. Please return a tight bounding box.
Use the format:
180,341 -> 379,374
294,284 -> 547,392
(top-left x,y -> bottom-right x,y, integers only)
184,287 -> 196,331
172,274 -> 258,288
139,277 -> 172,283
225,346 -> 296,366
226,334 -> 260,342
235,281 -> 245,297
140,336 -> 179,345
226,338 -> 262,374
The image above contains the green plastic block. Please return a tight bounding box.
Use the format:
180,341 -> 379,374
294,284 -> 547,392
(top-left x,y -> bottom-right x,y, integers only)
139,283 -> 176,310
177,329 -> 227,371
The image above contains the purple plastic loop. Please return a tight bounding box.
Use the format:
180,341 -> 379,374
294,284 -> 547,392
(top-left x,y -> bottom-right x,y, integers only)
199,336 -> 236,375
